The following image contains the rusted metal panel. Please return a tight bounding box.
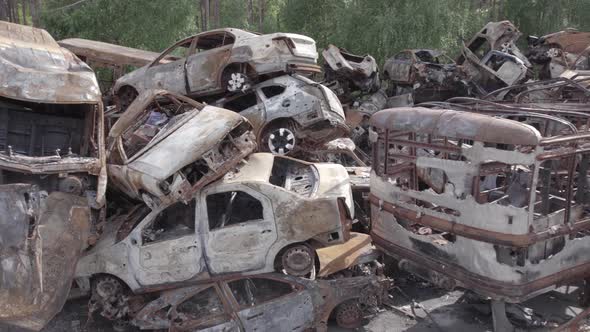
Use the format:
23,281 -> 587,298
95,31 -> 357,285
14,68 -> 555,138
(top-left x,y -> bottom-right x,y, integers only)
0,21 -> 101,104
0,185 -> 91,331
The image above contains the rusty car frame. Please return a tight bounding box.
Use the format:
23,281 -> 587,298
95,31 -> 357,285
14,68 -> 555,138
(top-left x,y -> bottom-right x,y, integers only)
457,21 -> 532,97
88,271 -> 389,332
0,21 -> 106,331
212,74 -> 348,156
112,28 -> 320,108
106,89 -> 256,208
528,29 -> 590,79
369,107 -> 590,330
382,49 -> 465,102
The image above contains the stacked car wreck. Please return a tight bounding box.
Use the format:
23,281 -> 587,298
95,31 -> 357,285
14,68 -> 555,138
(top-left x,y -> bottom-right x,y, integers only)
0,21 -> 106,330
5,16 -> 590,332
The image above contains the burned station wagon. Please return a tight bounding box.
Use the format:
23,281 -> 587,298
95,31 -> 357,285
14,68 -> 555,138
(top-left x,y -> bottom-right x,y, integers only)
369,107 -> 590,330
113,28 -> 320,108
213,74 -> 348,155
0,21 -> 106,330
106,89 -> 256,208
130,273 -> 389,331
75,153 -> 354,293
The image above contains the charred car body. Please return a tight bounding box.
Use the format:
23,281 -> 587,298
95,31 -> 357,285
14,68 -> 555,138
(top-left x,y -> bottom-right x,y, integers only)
457,21 -> 531,97
528,29 -> 590,79
113,28 -> 320,108
75,153 -> 354,290
383,49 -> 465,102
106,89 -> 256,208
370,107 -> 590,329
0,21 -> 106,330
130,273 -> 389,331
322,44 -> 381,103
213,74 -> 348,156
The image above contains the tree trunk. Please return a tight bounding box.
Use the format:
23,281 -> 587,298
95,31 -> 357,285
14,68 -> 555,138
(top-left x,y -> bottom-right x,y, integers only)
200,0 -> 209,31
0,0 -> 8,21
212,0 -> 219,29
30,0 -> 39,27
21,0 -> 27,25
258,0 -> 265,32
247,0 -> 253,26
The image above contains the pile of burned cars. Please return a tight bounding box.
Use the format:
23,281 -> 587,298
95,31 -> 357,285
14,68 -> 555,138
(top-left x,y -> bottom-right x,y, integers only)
4,14 -> 590,332
0,21 -> 391,332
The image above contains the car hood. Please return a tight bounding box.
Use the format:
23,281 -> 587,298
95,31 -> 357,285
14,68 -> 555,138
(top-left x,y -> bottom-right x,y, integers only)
128,106 -> 245,181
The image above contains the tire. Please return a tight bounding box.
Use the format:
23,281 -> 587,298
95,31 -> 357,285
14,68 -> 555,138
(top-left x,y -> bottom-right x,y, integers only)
334,300 -> 363,329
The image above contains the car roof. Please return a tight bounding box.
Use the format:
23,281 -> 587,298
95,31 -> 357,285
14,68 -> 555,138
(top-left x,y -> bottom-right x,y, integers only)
0,21 -> 101,103
370,107 -> 542,146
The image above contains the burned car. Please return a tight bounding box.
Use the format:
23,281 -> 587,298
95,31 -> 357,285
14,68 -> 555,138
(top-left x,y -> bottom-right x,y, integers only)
113,28 -> 320,108
369,107 -> 590,330
59,37 -> 163,93
75,153 -> 355,293
382,49 -> 465,102
457,21 -> 532,97
0,21 -> 106,330
322,44 -> 381,102
528,29 -> 590,79
213,74 -> 348,156
107,89 -> 256,208
129,273 -> 389,331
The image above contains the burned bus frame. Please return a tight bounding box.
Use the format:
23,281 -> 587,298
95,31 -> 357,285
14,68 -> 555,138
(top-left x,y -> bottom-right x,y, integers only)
369,108 -> 590,309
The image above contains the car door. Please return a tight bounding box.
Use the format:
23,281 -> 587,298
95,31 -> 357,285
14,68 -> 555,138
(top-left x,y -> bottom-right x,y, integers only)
167,284 -> 240,332
199,185 -> 277,274
219,89 -> 266,133
186,32 -> 234,94
129,199 -> 205,287
390,51 -> 413,83
224,277 -> 315,331
141,37 -> 196,94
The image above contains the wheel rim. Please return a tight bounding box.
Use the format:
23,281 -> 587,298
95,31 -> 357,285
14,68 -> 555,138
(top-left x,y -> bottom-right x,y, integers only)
227,73 -> 250,92
282,245 -> 313,276
335,301 -> 363,329
267,127 -> 296,155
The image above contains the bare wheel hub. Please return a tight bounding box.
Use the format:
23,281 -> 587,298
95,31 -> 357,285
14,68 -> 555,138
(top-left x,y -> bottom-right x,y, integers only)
268,127 -> 296,155
282,245 -> 313,276
227,72 -> 250,92
335,301 -> 363,329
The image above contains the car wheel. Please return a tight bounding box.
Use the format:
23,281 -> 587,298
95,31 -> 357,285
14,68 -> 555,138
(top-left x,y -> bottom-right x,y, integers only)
224,72 -> 251,93
280,244 -> 314,277
116,86 -> 138,111
334,300 -> 363,329
260,122 -> 297,155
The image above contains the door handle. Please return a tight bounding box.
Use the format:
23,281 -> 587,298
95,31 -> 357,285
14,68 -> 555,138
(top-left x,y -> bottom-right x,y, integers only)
261,229 -> 272,234
246,312 -> 264,320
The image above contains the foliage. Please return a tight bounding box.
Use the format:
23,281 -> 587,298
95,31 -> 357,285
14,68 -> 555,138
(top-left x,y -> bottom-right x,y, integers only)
39,0 -> 590,64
